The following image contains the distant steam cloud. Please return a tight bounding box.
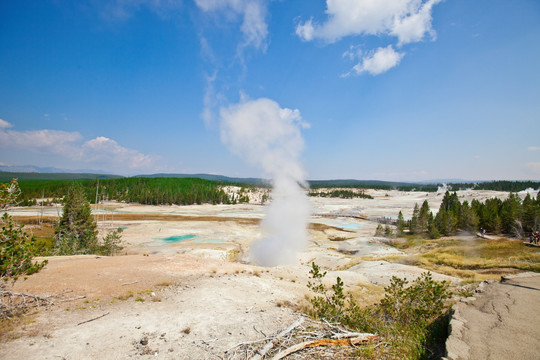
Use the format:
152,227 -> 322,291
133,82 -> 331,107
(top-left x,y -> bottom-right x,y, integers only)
220,97 -> 311,266
437,183 -> 449,194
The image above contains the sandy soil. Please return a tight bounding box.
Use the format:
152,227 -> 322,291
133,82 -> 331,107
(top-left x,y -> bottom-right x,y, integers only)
1,189 -> 531,359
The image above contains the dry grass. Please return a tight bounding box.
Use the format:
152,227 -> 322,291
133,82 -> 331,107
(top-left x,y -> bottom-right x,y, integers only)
226,249 -> 240,262
0,312 -> 41,342
385,236 -> 540,282
346,282 -> 385,306
117,291 -> 134,301
155,281 -> 173,287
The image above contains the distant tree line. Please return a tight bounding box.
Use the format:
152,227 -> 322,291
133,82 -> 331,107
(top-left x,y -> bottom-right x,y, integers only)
309,183 -> 439,192
16,177 -> 240,206
448,181 -> 540,192
309,189 -> 373,199
398,191 -> 540,238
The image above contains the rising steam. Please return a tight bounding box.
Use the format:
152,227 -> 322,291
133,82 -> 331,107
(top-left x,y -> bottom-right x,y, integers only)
220,97 -> 311,266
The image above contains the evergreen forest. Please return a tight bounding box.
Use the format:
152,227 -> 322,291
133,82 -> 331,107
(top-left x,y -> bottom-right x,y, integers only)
400,191 -> 540,238
16,177 -> 240,206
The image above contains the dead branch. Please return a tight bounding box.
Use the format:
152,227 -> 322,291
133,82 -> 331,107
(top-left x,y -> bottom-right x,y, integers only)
59,295 -> 86,303
226,335 -> 277,353
77,312 -> 110,326
0,288 -> 85,319
331,331 -> 374,340
0,291 -> 54,303
270,334 -> 380,360
249,317 -> 304,360
122,280 -> 138,286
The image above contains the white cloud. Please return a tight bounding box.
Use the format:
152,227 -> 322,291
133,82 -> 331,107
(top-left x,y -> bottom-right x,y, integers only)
391,0 -> 440,45
195,0 -> 268,51
81,136 -> 156,170
296,0 -> 442,45
295,18 -> 315,41
297,0 -> 441,76
349,45 -> 405,76
0,123 -> 157,172
528,146 -> 540,151
0,127 -> 82,154
0,119 -> 13,129
342,44 -> 362,61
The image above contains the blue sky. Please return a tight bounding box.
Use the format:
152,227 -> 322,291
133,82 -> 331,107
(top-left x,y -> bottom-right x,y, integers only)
1,0 -> 539,181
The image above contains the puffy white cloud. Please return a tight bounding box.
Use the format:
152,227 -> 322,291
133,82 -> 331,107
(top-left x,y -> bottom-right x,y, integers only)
297,0 -> 441,76
0,126 -> 82,154
195,0 -> 268,50
81,136 -> 156,170
391,0 -> 440,45
0,122 -> 156,172
296,0 -> 441,45
295,18 -> 315,41
349,45 -> 405,76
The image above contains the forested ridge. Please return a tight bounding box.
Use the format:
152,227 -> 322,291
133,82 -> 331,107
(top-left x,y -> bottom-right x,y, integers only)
16,177 -> 240,206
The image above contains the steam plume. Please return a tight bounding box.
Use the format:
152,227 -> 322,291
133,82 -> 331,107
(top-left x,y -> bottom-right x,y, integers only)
220,97 -> 311,266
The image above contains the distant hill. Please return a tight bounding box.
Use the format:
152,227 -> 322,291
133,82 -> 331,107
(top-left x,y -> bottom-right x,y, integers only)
2,168 -> 537,193
136,173 -> 271,186
0,171 -> 122,181
0,164 -> 112,174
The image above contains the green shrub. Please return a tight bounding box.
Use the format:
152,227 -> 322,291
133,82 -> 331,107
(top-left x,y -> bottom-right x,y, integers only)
97,228 -> 124,256
306,262 -> 452,359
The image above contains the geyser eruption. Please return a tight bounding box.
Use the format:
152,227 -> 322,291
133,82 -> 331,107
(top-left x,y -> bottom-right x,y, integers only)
220,97 -> 311,266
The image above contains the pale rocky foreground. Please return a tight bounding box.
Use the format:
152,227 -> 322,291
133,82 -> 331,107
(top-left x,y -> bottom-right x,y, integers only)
445,272 -> 540,360
1,189 -> 537,359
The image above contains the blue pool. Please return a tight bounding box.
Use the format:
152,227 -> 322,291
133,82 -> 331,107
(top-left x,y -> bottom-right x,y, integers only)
158,234 -> 197,242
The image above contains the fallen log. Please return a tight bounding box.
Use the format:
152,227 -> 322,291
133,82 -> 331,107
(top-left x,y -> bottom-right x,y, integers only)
270,333 -> 380,360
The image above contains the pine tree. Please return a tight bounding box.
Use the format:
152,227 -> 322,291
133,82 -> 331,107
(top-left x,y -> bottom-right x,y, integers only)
396,211 -> 406,236
55,184 -> 97,254
458,201 -> 478,232
418,200 -> 431,233
409,203 -> 420,234
500,193 -> 522,234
